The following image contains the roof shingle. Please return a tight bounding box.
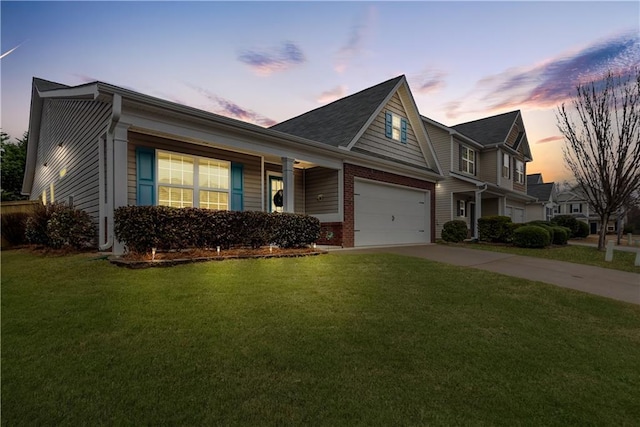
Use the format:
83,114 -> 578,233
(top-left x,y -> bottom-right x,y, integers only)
452,110 -> 519,146
270,76 -> 404,147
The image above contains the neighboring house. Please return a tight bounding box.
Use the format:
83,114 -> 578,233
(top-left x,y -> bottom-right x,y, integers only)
525,173 -> 556,222
22,75 -> 443,253
423,111 -> 535,239
555,186 -> 617,234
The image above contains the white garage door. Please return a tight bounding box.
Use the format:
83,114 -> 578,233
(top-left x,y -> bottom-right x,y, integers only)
354,180 -> 430,246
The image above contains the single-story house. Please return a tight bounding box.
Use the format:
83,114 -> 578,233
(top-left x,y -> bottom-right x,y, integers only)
22,75 -> 443,253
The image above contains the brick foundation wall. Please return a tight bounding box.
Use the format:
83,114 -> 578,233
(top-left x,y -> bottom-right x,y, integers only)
342,163 -> 437,247
317,222 -> 343,246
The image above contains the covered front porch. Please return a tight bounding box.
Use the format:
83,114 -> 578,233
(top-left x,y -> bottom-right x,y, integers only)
452,186 -> 532,239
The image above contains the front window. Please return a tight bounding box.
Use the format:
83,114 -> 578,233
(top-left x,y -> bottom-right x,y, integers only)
461,146 -> 475,175
157,151 -> 229,209
502,153 -> 510,178
515,159 -> 524,184
458,200 -> 466,217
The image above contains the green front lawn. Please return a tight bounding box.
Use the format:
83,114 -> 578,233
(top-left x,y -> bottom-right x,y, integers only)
2,251 -> 639,425
454,242 -> 640,273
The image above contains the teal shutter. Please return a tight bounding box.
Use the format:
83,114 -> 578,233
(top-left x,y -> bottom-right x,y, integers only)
136,147 -> 155,206
385,112 -> 393,138
230,162 -> 243,211
400,118 -> 408,143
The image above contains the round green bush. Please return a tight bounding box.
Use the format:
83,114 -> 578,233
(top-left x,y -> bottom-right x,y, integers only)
575,220 -> 590,238
551,215 -> 581,238
513,225 -> 551,248
551,226 -> 569,245
441,220 -> 468,243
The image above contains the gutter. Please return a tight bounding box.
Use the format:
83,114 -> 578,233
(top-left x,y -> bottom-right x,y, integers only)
99,93 -> 122,251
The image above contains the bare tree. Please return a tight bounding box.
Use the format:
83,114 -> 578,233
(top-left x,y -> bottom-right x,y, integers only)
557,70 -> 640,250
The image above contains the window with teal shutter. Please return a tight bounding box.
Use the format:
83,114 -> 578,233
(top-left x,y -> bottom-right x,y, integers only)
230,163 -> 244,211
136,147 -> 155,205
400,118 -> 407,143
385,112 -> 393,138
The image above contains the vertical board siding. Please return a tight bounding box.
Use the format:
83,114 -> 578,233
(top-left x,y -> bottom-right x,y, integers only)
354,93 -> 428,169
31,98 -> 110,221
305,167 -> 339,215
127,133 -> 262,211
506,123 -> 520,147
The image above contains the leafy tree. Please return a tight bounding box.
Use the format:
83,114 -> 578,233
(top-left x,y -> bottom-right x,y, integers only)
1,131 -> 28,201
556,70 -> 640,250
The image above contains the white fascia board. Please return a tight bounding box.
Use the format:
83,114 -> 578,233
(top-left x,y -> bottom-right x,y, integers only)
38,84 -> 99,100
449,171 -> 485,186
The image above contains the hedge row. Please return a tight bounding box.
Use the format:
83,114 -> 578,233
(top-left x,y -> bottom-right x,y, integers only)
114,206 -> 321,254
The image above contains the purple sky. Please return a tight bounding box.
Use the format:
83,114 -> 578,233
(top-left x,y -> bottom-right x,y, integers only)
1,1 -> 638,183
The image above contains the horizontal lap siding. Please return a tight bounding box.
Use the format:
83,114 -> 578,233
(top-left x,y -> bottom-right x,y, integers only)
355,93 -> 427,169
264,162 -> 304,214
31,99 -> 110,221
305,167 -> 338,215
128,133 -> 262,211
424,122 -> 451,174
482,199 -> 499,216
480,148 -> 497,183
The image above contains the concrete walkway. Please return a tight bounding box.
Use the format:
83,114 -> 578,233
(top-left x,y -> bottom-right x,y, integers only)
331,245 -> 640,305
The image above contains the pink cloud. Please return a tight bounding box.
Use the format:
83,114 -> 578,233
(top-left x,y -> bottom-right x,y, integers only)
536,135 -> 564,144
317,85 -> 348,104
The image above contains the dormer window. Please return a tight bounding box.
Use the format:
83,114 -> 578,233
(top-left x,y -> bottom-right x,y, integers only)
385,112 -> 407,143
460,145 -> 476,175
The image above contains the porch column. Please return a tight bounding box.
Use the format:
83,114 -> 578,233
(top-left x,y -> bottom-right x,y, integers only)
281,157 -> 295,213
474,190 -> 482,239
112,124 -> 129,254
498,196 -> 506,216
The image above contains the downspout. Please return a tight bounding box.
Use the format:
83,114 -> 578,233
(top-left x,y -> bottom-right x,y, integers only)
99,93 -> 122,251
474,183 -> 488,239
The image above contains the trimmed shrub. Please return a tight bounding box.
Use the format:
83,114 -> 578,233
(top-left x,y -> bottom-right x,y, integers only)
272,213 -> 321,248
1,212 -> 30,246
527,221 -> 554,244
551,215 -> 579,238
441,220 -> 468,243
478,216 -> 513,243
114,206 -> 321,254
513,225 -> 551,248
47,208 -> 96,249
551,226 -> 569,245
575,220 -> 590,238
25,202 -> 96,249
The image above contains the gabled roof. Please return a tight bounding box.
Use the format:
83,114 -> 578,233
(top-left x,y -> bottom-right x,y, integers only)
34,77 -> 70,92
527,182 -> 555,201
452,110 -> 520,146
271,76 -> 404,148
527,173 -> 543,186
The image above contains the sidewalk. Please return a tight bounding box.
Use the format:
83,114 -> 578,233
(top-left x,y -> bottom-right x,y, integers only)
332,244 -> 640,305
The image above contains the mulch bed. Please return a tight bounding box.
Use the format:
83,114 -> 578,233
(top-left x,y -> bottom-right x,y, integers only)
110,247 -> 327,269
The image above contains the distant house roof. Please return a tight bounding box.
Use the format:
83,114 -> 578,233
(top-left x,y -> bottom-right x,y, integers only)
527,173 -> 543,186
271,75 -> 404,148
527,182 -> 555,202
452,110 -> 520,146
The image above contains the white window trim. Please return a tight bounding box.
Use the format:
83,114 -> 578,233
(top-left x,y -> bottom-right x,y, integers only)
515,159 -> 525,184
502,153 -> 510,179
458,199 -> 466,217
461,146 -> 475,175
156,150 -> 231,209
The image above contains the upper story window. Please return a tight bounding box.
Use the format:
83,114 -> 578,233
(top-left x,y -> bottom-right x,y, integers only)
515,159 -> 524,184
385,111 -> 407,143
570,203 -> 583,213
157,151 -> 230,209
460,145 -> 476,175
502,153 -> 510,178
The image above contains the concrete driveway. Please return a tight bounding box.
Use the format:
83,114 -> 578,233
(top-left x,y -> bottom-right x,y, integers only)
331,244 -> 640,305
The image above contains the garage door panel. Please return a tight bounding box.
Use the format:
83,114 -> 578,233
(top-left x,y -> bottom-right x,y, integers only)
354,180 -> 429,247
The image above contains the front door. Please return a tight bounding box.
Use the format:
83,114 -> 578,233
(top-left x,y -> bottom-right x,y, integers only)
268,175 -> 283,213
